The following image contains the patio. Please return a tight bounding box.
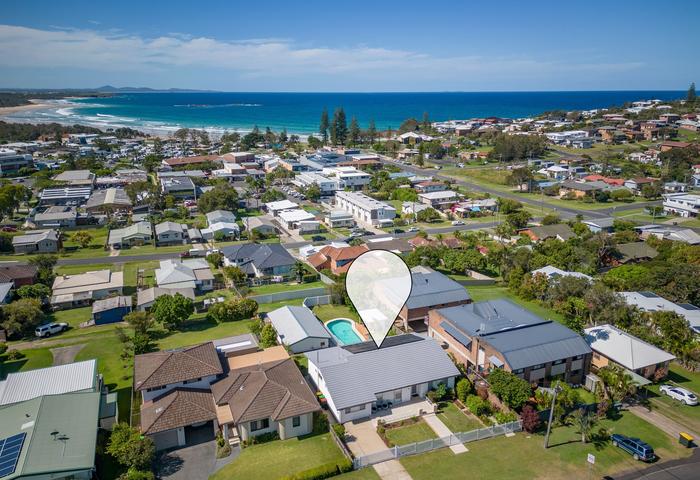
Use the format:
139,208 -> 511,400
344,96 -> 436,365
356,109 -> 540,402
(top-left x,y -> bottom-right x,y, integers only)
370,399 -> 435,427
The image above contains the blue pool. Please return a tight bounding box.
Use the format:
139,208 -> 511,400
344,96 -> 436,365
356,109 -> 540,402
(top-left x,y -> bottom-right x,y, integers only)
326,319 -> 362,345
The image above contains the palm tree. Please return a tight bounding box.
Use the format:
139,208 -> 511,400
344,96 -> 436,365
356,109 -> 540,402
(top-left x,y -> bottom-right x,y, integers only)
292,261 -> 306,283
598,365 -> 636,403
568,408 -> 596,443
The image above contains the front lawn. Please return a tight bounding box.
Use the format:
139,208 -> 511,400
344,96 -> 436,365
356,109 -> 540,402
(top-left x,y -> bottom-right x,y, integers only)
210,433 -> 347,480
436,402 -> 483,433
0,347 -> 53,379
383,419 -> 438,447
249,280 -> 325,296
646,364 -> 700,434
313,304 -> 360,323
399,411 -> 691,480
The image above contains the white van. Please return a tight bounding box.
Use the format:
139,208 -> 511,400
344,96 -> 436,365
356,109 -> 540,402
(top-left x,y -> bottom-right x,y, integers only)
35,322 -> 68,338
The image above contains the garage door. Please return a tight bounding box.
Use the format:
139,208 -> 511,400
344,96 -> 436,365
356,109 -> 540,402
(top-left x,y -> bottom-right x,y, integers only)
152,430 -> 179,451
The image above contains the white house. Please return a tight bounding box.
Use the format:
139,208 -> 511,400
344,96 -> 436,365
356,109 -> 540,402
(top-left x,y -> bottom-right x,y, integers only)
663,193 -> 700,218
306,335 -> 460,423
335,191 -> 396,227
155,258 -> 214,292
267,306 -> 332,353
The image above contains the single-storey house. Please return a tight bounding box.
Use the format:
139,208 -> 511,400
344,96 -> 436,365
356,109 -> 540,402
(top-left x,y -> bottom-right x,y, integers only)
85,187 -> 132,214
531,266 -> 592,282
584,324 -> 675,381
155,258 -> 214,292
418,190 -> 460,210
615,242 -> 658,264
583,217 -> 615,233
51,269 -> 124,309
521,224 -> 576,242
308,245 -> 368,275
155,221 -> 188,246
266,305 -> 332,353
221,243 -> 296,278
136,287 -> 196,311
91,295 -> 132,325
306,335 -> 460,423
243,215 -> 277,236
398,266 -> 472,332
33,206 -> 78,228
0,264 -> 38,287
12,229 -> 60,254
108,221 -> 153,249
201,221 -> 240,241
206,210 -> 237,225
428,299 -> 592,386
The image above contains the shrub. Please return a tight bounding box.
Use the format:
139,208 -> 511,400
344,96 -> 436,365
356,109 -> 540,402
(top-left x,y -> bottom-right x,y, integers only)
312,412 -> 329,434
5,350 -> 24,360
282,458 -> 353,480
487,368 -> 532,410
465,395 -> 492,417
520,405 -> 541,433
331,423 -> 346,438
119,468 -> 155,480
242,431 -> 279,447
0,342 -> 7,356
494,411 -> 518,424
455,378 -> 472,404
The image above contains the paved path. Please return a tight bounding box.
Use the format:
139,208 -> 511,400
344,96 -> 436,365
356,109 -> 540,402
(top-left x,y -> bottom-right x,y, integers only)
373,460 -> 413,480
423,413 -> 468,454
50,344 -> 85,365
613,448 -> 700,480
344,420 -> 413,480
629,405 -> 700,440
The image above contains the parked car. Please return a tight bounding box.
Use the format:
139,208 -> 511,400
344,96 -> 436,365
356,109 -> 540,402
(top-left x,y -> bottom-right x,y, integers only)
611,434 -> 655,462
407,227 -> 419,232
1,226 -> 17,232
35,322 -> 68,338
457,163 -> 465,168
311,235 -> 326,241
659,385 -> 698,405
393,228 -> 405,234
451,220 -> 464,226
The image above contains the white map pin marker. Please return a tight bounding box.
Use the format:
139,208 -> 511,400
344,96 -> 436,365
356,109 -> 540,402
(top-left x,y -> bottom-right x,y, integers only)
345,249 -> 413,348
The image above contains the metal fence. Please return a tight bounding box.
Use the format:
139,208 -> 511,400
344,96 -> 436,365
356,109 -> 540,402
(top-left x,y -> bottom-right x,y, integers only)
248,286 -> 327,304
303,294 -> 332,308
353,420 -> 522,469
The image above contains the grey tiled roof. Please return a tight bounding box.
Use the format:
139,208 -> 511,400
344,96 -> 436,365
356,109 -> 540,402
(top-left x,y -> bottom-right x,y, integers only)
267,306 -> 331,346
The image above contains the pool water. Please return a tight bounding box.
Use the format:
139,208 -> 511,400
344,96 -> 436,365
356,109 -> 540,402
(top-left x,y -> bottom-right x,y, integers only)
326,319 -> 362,345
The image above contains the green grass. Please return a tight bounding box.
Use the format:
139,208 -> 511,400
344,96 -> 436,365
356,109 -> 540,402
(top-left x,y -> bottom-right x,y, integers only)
384,420 -> 438,446
210,433 -> 347,480
467,285 -> 566,323
249,280 -> 325,295
646,364 -> 700,434
154,317 -> 254,351
0,347 -> 54,379
312,304 -> 360,323
335,468 -> 381,480
257,298 -> 305,314
436,402 -> 483,432
400,412 -> 691,480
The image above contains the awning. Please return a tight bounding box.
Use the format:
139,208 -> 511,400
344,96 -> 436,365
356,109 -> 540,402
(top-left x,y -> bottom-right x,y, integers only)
625,368 -> 651,386
489,355 -> 504,368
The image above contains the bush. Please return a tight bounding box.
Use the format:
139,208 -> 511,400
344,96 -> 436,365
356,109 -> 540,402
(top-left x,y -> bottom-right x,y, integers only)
465,395 -> 492,417
281,458 -> 353,480
455,378 -> 472,404
312,411 -> 329,434
242,431 -> 279,447
119,468 -> 155,480
0,342 -> 7,356
494,411 -> 518,424
520,405 -> 541,433
487,368 -> 532,410
5,349 -> 24,360
331,423 -> 346,438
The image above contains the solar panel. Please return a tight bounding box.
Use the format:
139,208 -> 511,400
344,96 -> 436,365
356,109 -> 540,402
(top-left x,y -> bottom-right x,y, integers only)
639,291 -> 659,298
679,304 -> 700,311
0,432 -> 26,478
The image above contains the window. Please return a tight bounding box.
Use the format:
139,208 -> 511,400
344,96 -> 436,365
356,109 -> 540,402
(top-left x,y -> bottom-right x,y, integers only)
146,386 -> 166,393
250,419 -> 270,432
553,359 -> 565,365
394,390 -> 402,401
532,364 -> 544,370
292,416 -> 301,428
574,355 -> 584,360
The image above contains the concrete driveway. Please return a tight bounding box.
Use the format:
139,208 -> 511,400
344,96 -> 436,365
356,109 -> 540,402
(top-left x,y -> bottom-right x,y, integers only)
344,420 -> 413,480
156,440 -> 217,480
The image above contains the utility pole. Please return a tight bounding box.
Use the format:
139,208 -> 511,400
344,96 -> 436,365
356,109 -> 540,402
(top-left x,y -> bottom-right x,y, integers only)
543,385 -> 562,449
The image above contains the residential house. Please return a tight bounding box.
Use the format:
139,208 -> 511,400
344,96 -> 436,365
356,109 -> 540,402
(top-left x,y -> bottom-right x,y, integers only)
160,175 -> 197,199
335,191 -> 396,227
162,154 -> 221,169
212,351 -> 320,444
582,217 -> 615,233
364,236 -> 414,255
85,187 -> 132,214
0,148 -> 33,176
155,258 -> 214,292
0,264 -> 38,287
531,266 -> 592,282
401,201 -> 430,217
306,335 -> 460,423
265,199 -> 298,216
136,287 -> 196,311
660,141 -> 690,152
266,305 -> 332,353
636,224 -> 700,245
663,193 -> 700,218
624,177 -> 657,195
39,187 -> 92,206
202,221 -> 240,240
308,245 -> 368,275
324,210 -> 355,229
418,190 -> 460,210
398,266 -> 472,332
155,221 -> 188,245
620,291 -> 700,334
33,206 -> 78,228
452,198 -> 498,217
221,243 -> 296,278
278,209 -> 319,233
294,172 -> 339,194
107,221 -> 153,249
521,224 -> 576,242
12,229 -> 60,254
664,181 -> 688,193
51,269 -> 124,309
91,296 -> 132,325
53,169 -> 96,186
584,324 -> 675,381
615,242 -> 658,264
428,299 -> 591,385
415,181 -> 446,194
559,180 -> 607,198
243,216 -> 277,236
0,393 -> 101,480
206,210 -> 237,225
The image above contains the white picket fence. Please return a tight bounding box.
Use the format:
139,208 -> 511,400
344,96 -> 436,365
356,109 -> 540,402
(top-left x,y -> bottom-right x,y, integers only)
353,420 -> 522,469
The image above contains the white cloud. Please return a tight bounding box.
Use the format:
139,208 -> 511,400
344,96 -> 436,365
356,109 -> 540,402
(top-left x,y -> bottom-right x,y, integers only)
0,24 -> 647,89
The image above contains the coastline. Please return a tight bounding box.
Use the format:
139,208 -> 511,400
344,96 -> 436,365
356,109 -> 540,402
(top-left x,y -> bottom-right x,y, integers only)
0,100 -> 51,116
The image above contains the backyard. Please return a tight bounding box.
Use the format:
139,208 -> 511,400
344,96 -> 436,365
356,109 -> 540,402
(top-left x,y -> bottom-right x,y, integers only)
313,303 -> 360,323
399,411 -> 692,480
645,364 -> 700,434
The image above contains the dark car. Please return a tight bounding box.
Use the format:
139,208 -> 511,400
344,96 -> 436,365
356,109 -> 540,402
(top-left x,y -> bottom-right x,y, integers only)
393,228 -> 405,234
311,235 -> 326,241
611,434 -> 655,462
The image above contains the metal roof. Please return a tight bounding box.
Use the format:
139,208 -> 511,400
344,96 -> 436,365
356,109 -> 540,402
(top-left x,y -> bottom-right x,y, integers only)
0,360 -> 97,406
305,335 -> 460,409
584,324 -> 675,370
405,266 -> 471,309
267,306 -> 331,346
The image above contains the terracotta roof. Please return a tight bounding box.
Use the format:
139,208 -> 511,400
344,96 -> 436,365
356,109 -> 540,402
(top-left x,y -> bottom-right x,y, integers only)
141,388 -> 216,434
0,264 -> 38,283
211,358 -> 319,424
307,251 -> 329,270
325,245 -> 368,261
134,342 -> 223,391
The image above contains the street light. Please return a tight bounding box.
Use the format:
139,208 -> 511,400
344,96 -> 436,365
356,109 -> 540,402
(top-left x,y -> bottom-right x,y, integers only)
543,384 -> 563,449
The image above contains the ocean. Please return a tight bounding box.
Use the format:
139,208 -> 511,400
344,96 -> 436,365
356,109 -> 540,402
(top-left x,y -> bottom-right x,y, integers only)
3,91 -> 685,136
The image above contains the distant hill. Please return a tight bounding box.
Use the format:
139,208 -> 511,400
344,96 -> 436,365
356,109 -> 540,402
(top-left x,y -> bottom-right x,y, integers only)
94,85 -> 217,93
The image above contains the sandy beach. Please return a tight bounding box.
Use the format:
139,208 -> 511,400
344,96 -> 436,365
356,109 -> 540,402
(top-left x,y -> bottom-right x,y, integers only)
0,100 -> 51,116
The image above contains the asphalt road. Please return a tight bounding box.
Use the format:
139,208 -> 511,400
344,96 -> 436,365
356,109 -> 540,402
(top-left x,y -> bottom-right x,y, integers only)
611,448 -> 700,480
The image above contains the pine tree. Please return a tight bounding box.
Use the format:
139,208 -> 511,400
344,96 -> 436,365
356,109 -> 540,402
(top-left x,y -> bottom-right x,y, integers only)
349,116 -> 360,146
332,107 -> 348,145
422,111 -> 431,131
368,119 -> 377,145
319,108 -> 329,144
688,82 -> 697,102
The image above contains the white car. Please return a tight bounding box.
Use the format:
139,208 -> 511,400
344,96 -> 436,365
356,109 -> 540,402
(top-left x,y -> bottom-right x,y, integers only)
407,227 -> 420,232
35,322 -> 68,338
451,220 -> 464,226
659,385 -> 698,405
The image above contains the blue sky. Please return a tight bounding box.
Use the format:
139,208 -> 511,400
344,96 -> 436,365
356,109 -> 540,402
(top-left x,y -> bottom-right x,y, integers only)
1,0 -> 698,91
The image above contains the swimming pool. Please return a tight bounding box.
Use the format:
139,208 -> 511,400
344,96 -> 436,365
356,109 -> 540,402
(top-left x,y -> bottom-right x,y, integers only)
326,319 -> 362,345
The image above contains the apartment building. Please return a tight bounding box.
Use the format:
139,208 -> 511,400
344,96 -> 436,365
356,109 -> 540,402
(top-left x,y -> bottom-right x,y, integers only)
334,191 -> 396,227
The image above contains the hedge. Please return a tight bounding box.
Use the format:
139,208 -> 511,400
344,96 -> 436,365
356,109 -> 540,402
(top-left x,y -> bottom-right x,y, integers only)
281,458 -> 353,480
